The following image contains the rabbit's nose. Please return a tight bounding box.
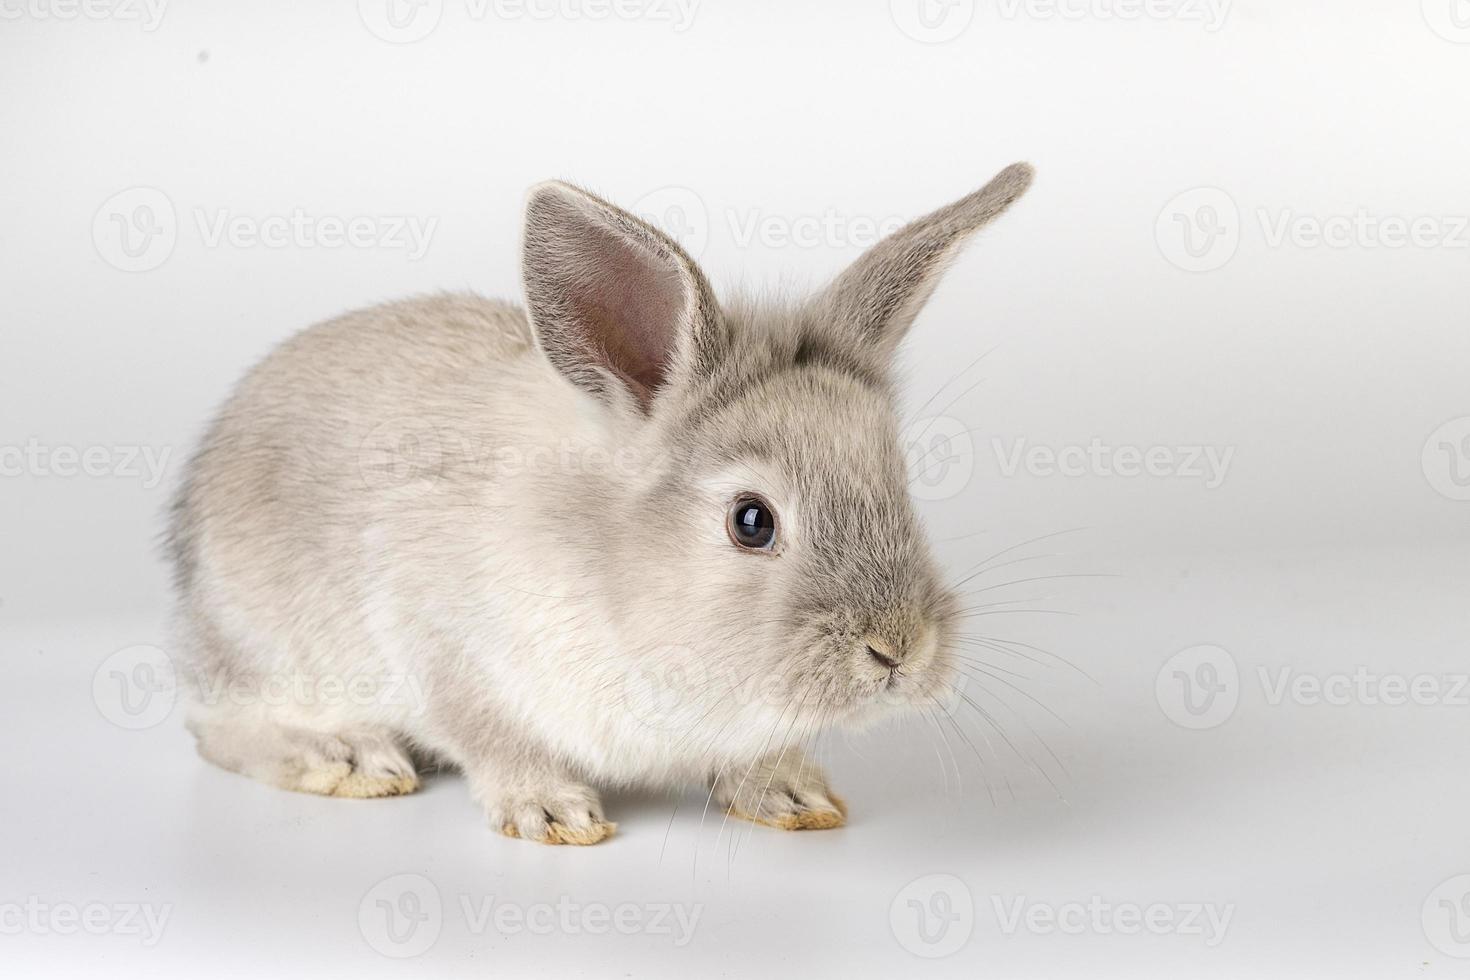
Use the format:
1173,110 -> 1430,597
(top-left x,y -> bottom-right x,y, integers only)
864,638 -> 901,670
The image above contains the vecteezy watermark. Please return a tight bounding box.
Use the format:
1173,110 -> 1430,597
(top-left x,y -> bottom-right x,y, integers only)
991,895 -> 1235,947
620,648 -> 710,732
995,0 -> 1231,31
92,187 -> 177,272
1156,645 -> 1470,730
893,0 -> 1230,41
1256,209 -> 1470,252
93,644 -> 178,731
629,187 -> 908,262
359,875 -> 443,959
1155,644 -> 1239,730
1156,187 -> 1240,273
1158,187 -> 1470,272
193,670 -> 428,715
1422,0 -> 1470,43
194,209 -> 436,260
621,650 -> 970,734
92,187 -> 438,272
1423,875 -> 1470,958
0,898 -> 173,946
992,437 -> 1234,489
0,439 -> 172,489
905,416 -> 976,502
630,186 -> 709,258
1258,666 -> 1470,708
889,0 -> 976,43
355,419 -> 650,497
357,0 -> 445,42
358,873 -> 703,958
891,874 -> 975,958
1422,417 -> 1470,501
0,0 -> 168,30
357,0 -> 699,43
889,876 -> 1233,955
725,209 -> 907,251
93,644 -> 431,730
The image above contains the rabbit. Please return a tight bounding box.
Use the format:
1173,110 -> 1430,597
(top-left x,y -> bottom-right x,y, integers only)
166,162 -> 1034,845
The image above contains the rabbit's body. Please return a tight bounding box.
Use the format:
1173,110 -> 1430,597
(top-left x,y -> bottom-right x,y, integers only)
173,296 -> 749,788
169,165 -> 1034,844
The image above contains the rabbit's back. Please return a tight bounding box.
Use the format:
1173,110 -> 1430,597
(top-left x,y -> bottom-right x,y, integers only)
168,293 -> 544,704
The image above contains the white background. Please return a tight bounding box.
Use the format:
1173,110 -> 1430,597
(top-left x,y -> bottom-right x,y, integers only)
3,1 -> 1470,977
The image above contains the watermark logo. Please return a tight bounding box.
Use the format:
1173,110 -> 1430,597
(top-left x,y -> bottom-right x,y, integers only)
456,894 -> 701,944
489,0 -> 699,30
193,208 -> 436,259
631,186 -> 913,258
890,0 -> 975,43
195,670 -> 429,715
93,188 -> 438,272
0,898 -> 173,946
1257,209 -> 1470,251
92,644 -> 177,730
352,419 -> 650,499
992,437 -> 1234,489
1423,875 -> 1470,957
359,873 -> 443,958
359,875 -> 701,953
1258,667 -> 1470,708
0,439 -> 173,488
0,0 -> 168,29
1161,189 -> 1470,271
621,648 -> 709,732
359,0 -> 699,42
905,416 -> 975,501
632,186 -> 709,259
890,873 -> 974,958
93,187 -> 177,273
1156,187 -> 1240,272
1422,417 -> 1470,501
993,895 -> 1234,946
358,0 -> 444,42
93,645 -> 426,727
1160,656 -> 1470,723
358,417 -> 451,495
995,0 -> 1231,31
726,209 -> 906,251
621,653 -> 965,733
1422,0 -> 1470,43
1155,644 -> 1238,730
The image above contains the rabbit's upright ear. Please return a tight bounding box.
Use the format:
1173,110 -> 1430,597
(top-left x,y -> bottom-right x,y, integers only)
816,163 -> 1034,359
522,181 -> 719,411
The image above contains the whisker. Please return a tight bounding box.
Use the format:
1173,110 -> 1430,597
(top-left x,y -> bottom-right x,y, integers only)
903,344 -> 1001,433
952,633 -> 1098,683
959,572 -> 1119,597
948,527 -> 1092,589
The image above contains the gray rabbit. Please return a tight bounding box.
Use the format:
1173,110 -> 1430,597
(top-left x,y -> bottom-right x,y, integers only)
167,163 -> 1034,845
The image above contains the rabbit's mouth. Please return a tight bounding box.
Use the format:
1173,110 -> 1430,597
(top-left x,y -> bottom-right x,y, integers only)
838,627 -> 952,714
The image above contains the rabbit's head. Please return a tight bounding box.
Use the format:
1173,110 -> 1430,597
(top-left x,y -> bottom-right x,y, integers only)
521,165 -> 1033,744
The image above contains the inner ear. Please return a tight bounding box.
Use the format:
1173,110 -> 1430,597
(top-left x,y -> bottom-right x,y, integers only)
523,182 -> 710,411
562,222 -> 688,403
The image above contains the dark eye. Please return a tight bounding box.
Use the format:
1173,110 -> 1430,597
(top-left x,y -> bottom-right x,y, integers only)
727,495 -> 777,551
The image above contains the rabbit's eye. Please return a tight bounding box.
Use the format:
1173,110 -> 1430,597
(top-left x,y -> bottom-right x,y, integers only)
728,495 -> 777,551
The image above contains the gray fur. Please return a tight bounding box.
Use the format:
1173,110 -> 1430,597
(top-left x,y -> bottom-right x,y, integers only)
167,164 -> 1034,842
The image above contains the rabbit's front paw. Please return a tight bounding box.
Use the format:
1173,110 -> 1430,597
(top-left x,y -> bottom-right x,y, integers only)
488,780 -> 616,846
714,751 -> 847,831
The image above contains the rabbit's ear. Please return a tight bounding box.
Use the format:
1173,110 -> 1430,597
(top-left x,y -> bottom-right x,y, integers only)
816,163 -> 1033,358
522,181 -> 718,411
